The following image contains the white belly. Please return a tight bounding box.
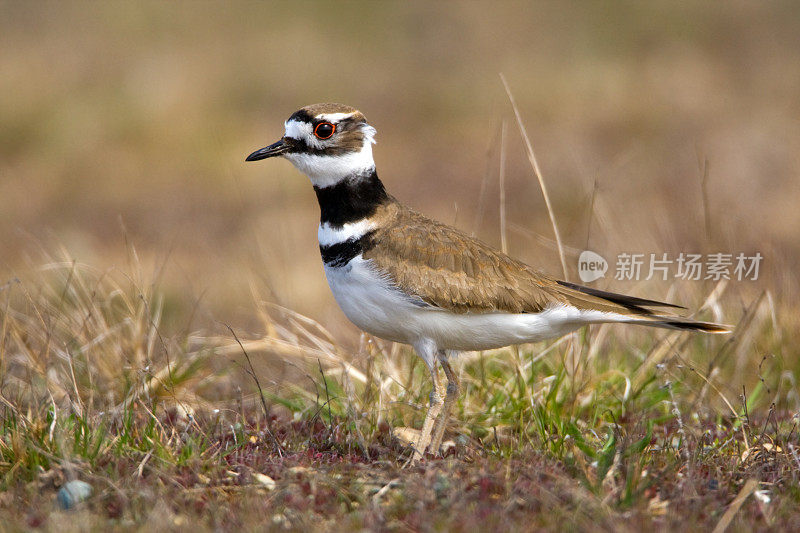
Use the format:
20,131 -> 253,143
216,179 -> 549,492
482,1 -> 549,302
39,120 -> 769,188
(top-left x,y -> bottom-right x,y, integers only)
324,255 -> 593,351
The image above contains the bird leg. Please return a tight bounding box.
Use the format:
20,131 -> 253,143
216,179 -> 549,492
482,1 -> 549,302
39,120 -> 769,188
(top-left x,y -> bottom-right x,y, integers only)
429,353 -> 460,455
411,361 -> 445,462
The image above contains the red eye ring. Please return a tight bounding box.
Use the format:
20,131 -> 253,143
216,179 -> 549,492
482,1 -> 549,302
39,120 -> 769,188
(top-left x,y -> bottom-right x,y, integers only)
314,122 -> 335,139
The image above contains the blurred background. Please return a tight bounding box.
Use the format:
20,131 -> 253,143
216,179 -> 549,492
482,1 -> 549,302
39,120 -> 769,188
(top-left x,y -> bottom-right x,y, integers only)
2,1 -> 799,346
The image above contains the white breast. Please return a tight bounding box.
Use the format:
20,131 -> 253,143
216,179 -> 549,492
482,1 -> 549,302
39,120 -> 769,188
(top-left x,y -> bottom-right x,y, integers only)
323,255 -> 424,344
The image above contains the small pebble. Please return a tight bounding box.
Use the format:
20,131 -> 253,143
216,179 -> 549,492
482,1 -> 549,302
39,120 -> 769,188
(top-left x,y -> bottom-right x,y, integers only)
57,480 -> 92,510
254,472 -> 276,490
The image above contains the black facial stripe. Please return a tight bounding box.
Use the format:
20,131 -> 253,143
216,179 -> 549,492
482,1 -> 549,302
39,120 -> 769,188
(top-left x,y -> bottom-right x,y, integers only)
314,169 -> 390,226
319,230 -> 376,267
284,135 -> 362,157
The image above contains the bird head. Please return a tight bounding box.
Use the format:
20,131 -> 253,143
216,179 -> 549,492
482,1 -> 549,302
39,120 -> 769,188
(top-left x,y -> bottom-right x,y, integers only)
246,103 -> 377,188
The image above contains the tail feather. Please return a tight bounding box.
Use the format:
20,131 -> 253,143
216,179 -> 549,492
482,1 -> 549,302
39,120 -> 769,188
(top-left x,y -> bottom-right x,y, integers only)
555,280 -> 685,313
625,316 -> 731,333
552,280 -> 731,334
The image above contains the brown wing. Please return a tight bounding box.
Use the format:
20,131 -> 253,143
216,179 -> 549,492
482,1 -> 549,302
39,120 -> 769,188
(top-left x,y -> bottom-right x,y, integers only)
364,202 -> 682,316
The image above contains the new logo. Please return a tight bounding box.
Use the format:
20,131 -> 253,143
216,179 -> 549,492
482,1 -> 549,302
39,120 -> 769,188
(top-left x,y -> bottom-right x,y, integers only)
578,250 -> 608,283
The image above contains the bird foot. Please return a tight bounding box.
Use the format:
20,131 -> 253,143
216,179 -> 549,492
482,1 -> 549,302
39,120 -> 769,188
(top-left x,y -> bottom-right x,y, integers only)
393,426 -> 453,464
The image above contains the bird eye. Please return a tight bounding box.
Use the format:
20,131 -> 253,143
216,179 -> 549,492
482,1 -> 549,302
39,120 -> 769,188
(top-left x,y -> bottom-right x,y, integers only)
314,122 -> 335,139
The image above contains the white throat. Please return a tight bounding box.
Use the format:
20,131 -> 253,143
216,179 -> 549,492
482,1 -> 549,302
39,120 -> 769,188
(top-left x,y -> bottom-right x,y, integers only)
283,121 -> 377,189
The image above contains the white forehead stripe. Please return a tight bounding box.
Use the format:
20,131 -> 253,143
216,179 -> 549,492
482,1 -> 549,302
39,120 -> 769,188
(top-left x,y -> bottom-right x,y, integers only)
317,112 -> 356,122
318,219 -> 376,246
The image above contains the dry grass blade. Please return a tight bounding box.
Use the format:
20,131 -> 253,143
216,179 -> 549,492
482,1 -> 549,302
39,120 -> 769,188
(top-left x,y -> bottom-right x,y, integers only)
222,323 -> 283,454
500,73 -> 568,280
472,123 -> 503,237
212,336 -> 368,384
499,120 -> 508,254
712,479 -> 760,533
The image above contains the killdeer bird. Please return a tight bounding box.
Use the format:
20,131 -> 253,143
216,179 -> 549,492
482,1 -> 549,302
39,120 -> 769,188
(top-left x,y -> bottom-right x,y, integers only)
246,103 -> 730,461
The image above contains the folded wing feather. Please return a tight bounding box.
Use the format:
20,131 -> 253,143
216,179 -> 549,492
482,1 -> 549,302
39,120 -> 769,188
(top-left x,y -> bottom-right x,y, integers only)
363,203 -> 680,317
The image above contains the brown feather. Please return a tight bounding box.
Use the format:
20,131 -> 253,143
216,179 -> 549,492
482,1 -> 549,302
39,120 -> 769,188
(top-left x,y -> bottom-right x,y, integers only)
363,201 -> 684,317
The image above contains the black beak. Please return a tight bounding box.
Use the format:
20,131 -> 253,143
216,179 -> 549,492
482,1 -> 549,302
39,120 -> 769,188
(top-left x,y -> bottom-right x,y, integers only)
245,139 -> 289,161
